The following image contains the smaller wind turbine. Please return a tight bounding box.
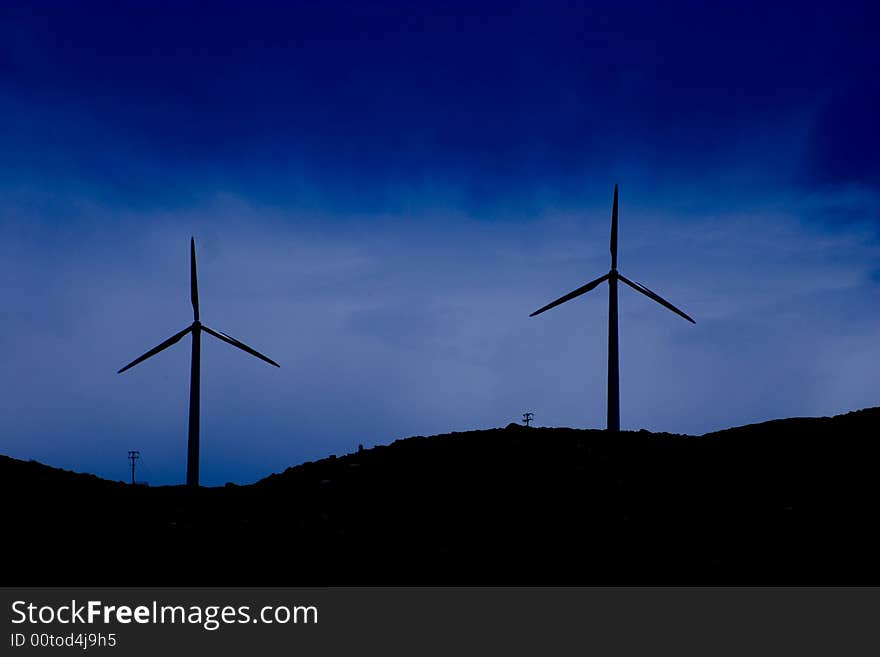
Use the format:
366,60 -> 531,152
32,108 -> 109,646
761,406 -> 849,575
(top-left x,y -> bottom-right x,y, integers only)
118,238 -> 279,487
530,184 -> 694,432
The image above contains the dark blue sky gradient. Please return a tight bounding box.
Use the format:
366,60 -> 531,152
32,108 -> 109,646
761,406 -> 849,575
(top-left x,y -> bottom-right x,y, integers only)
1,2 -> 878,484
3,2 -> 876,208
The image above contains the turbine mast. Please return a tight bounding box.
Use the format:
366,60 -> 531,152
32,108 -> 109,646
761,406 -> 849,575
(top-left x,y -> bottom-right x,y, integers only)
187,237 -> 201,487
607,270 -> 619,432
607,183 -> 620,432
187,321 -> 201,487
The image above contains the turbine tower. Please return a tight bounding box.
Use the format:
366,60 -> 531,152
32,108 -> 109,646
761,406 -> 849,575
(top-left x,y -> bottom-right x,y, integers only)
530,185 -> 694,432
118,237 -> 280,487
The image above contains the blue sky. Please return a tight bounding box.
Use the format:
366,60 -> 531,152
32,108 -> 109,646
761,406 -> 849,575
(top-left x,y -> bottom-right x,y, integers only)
1,1 -> 878,484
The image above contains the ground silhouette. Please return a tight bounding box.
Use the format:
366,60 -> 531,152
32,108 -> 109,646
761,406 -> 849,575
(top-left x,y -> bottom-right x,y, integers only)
3,408 -> 878,585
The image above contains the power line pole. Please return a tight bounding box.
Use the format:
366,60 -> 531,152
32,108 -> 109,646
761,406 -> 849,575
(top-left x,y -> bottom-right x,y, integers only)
128,450 -> 140,485
522,412 -> 534,427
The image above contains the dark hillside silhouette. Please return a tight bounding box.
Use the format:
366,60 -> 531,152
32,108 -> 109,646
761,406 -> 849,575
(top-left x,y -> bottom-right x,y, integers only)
3,408 -> 879,585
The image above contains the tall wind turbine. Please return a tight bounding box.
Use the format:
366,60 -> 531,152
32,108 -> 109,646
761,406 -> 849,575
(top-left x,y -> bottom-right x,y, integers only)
530,185 -> 694,432
118,238 -> 280,487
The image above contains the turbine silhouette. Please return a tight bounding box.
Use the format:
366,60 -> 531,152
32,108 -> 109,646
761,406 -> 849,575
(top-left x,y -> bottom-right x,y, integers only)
530,185 -> 694,432
118,237 -> 280,487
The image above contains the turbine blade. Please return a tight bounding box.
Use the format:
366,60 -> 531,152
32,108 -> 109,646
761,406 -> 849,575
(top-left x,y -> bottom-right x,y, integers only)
610,183 -> 619,270
190,237 -> 200,321
618,274 -> 695,323
117,326 -> 192,373
530,273 -> 609,317
202,325 -> 280,367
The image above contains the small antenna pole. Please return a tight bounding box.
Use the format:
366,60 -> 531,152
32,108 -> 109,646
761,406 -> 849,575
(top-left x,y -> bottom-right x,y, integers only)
522,412 -> 534,427
128,450 -> 140,485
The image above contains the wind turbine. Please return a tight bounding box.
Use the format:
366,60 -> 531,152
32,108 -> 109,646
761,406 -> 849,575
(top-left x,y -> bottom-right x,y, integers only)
529,185 -> 694,432
118,237 -> 280,487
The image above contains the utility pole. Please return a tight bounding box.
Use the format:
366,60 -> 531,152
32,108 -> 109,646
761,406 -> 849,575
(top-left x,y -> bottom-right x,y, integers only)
522,412 -> 534,427
128,450 -> 140,485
